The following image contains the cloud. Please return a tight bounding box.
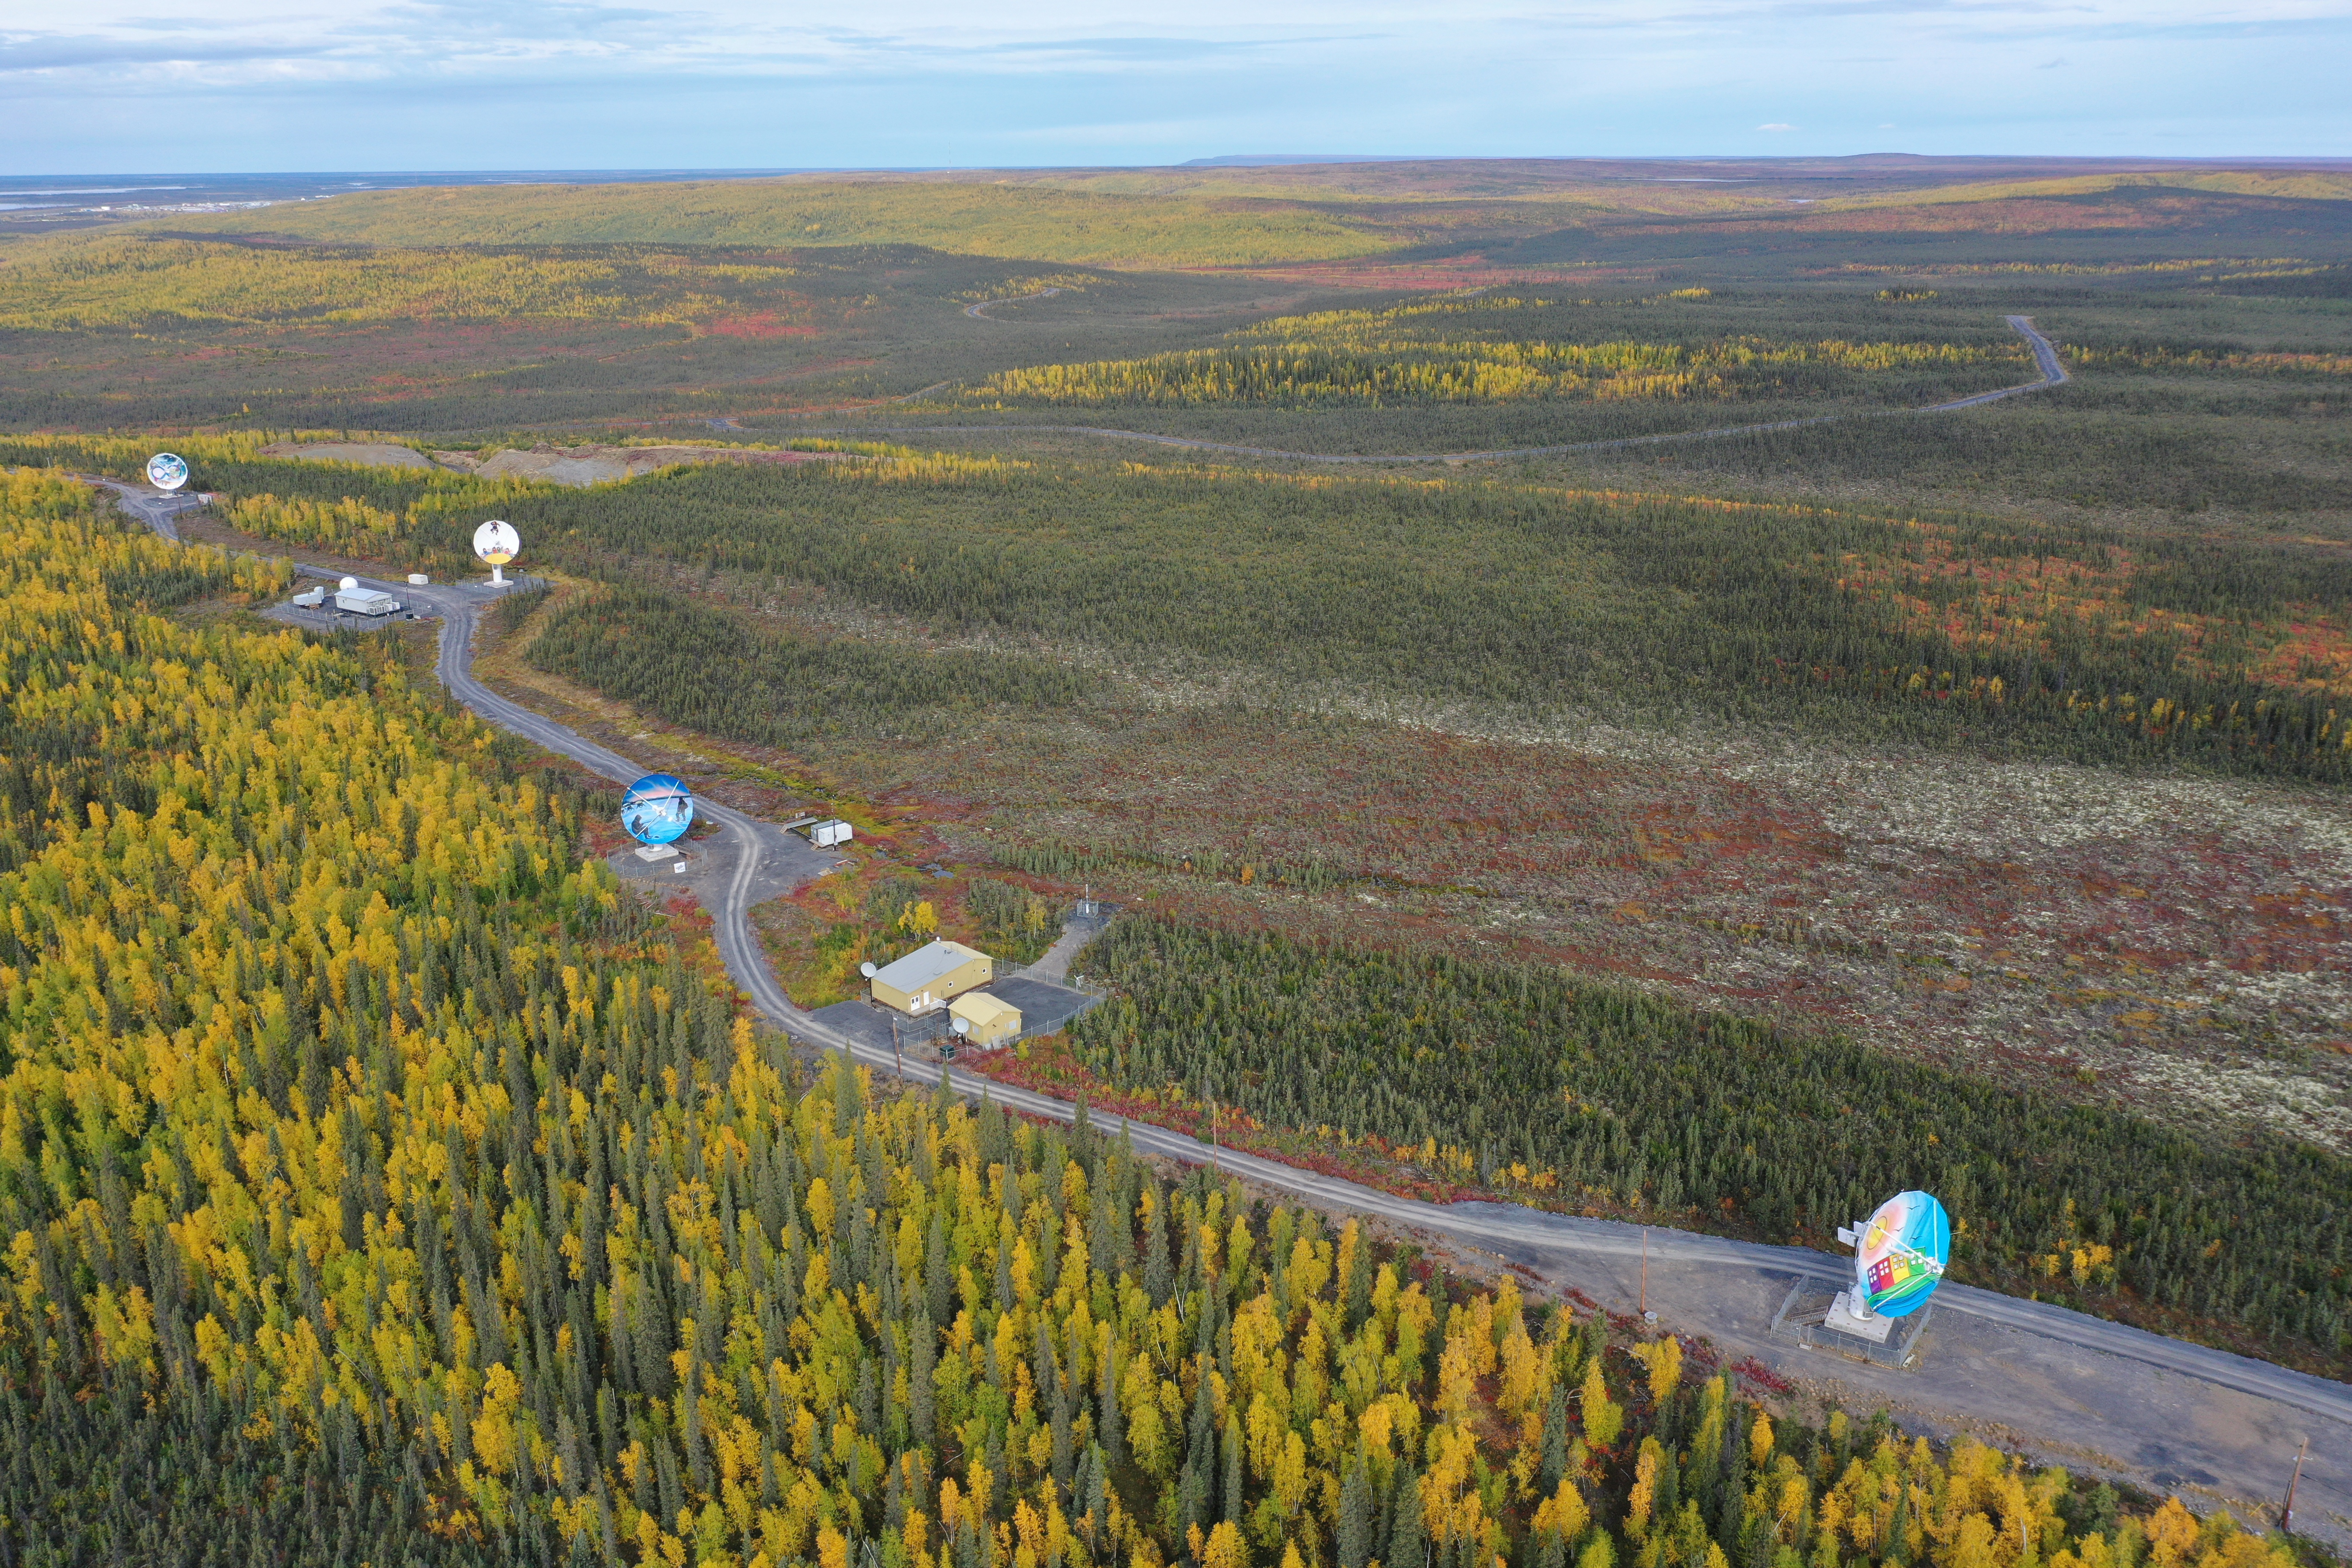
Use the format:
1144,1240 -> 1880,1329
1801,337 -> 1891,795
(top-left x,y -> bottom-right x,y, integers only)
8,0 -> 2352,169
972,35 -> 1365,61
0,33 -> 335,72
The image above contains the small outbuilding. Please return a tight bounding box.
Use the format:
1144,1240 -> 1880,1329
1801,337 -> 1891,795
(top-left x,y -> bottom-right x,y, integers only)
948,991 -> 1022,1050
869,939 -> 992,1015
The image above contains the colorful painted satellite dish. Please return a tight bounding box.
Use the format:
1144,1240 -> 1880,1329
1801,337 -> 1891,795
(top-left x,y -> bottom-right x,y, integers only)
145,452 -> 190,493
472,519 -> 521,566
620,774 -> 694,846
1854,1190 -> 1951,1317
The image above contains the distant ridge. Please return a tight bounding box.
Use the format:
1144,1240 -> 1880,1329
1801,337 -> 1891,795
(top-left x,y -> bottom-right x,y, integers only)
1179,154 -> 1421,166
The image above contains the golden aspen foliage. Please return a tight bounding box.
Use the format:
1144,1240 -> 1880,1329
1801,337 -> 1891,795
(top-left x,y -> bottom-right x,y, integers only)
1581,1358 -> 1625,1450
967,295 -> 2025,409
1635,1336 -> 1683,1408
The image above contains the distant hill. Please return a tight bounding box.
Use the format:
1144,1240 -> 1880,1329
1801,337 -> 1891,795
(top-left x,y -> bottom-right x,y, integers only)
150,178 -> 1410,268
104,155 -> 2352,275
1179,154 -> 1421,166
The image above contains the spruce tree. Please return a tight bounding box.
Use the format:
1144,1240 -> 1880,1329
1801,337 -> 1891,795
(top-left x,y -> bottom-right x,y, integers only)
1145,1182 -> 1174,1307
912,1308 -> 938,1455
1221,1412 -> 1245,1526
926,1209 -> 953,1327
1338,1448 -> 1375,1568
1541,1384 -> 1568,1494
1386,1462 -> 1427,1568
1098,1337 -> 1124,1472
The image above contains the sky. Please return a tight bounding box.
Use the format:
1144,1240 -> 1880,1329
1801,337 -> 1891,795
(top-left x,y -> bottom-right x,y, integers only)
5,0 -> 2350,172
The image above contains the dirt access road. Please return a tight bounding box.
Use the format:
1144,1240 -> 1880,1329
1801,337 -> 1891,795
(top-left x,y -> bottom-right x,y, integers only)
98,477 -> 2349,1548
793,312 -> 2072,464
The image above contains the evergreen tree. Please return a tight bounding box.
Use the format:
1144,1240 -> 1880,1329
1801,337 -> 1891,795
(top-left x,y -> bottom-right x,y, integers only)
1338,1448 -> 1375,1568
1386,1462 -> 1427,1568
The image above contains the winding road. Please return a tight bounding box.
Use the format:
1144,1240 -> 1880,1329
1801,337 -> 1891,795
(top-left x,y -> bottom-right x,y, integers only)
965,286 -> 1065,319
83,327 -> 2350,1542
781,315 -> 2073,465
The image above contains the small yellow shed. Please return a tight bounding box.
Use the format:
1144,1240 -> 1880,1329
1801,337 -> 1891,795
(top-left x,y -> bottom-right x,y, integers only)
870,940 -> 992,1015
949,991 -> 1022,1050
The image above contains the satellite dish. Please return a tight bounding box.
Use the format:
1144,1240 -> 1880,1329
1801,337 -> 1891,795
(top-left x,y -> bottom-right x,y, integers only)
472,520 -> 521,566
619,773 -> 695,847
339,576 -> 359,591
860,962 -> 878,979
1851,1190 -> 1951,1318
145,453 -> 189,493
951,1017 -> 971,1035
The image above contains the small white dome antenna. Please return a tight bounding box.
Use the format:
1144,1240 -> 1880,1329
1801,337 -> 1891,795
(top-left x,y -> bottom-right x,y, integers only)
339,576 -> 359,591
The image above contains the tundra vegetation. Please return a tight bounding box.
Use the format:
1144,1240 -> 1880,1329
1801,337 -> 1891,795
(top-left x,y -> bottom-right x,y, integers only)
179,455 -> 2351,784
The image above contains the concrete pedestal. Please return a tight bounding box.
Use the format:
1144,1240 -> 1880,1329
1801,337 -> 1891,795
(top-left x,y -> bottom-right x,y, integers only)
1825,1290 -> 1895,1343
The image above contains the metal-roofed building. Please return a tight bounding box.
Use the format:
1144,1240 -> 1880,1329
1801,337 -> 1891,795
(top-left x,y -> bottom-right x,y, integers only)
869,940 -> 992,1015
333,576 -> 402,617
949,991 -> 1021,1050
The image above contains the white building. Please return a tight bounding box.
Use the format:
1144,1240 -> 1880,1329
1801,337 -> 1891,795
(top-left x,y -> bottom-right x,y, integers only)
333,576 -> 402,617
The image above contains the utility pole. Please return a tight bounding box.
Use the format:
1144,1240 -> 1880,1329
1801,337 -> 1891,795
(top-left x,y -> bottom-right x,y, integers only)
2282,1436 -> 2308,1532
1207,1063 -> 1219,1172
1641,1228 -> 1649,1320
891,1017 -> 903,1079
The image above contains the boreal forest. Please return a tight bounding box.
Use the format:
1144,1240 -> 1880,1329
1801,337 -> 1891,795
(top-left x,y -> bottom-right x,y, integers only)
2,154 -> 2349,1563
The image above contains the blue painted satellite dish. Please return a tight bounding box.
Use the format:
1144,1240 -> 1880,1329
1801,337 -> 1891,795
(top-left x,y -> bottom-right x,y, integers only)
620,774 -> 695,846
145,452 -> 190,493
1854,1190 -> 1951,1318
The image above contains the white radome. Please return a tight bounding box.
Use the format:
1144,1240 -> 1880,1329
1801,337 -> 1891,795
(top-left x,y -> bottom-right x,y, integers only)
340,576 -> 359,591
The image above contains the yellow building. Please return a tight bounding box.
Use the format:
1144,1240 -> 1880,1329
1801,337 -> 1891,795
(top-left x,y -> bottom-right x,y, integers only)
949,991 -> 1022,1050
870,940 -> 992,1015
